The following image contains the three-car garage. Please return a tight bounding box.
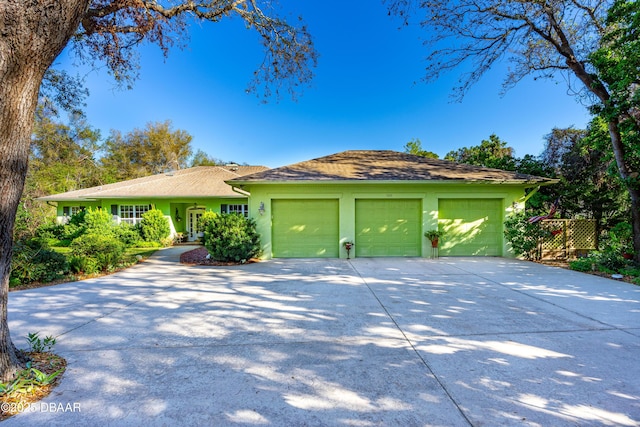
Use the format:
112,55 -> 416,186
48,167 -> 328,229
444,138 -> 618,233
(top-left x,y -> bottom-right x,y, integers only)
270,196 -> 505,258
228,150 -> 555,259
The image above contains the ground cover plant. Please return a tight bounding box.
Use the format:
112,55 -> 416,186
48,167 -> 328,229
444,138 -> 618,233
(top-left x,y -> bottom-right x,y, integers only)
568,223 -> 640,284
0,333 -> 67,420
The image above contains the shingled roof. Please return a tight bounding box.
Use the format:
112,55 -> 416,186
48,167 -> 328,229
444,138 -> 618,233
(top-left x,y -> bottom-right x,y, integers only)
228,150 -> 555,185
39,165 -> 269,202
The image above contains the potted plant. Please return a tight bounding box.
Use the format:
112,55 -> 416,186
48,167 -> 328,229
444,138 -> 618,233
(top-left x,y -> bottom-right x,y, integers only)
424,229 -> 443,248
343,241 -> 354,259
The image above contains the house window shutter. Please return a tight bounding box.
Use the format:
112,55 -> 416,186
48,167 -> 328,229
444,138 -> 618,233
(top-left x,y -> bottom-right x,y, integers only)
63,207 -> 70,216
111,205 -> 118,215
221,204 -> 228,214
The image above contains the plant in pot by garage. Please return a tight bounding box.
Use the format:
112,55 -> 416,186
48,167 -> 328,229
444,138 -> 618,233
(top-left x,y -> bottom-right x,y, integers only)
424,229 -> 444,248
343,240 -> 354,259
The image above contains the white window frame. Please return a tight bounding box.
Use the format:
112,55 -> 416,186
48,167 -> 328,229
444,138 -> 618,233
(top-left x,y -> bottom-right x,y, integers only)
227,204 -> 249,217
119,205 -> 151,224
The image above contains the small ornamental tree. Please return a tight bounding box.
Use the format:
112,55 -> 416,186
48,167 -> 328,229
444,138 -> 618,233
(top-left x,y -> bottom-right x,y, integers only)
204,214 -> 261,263
139,209 -> 170,243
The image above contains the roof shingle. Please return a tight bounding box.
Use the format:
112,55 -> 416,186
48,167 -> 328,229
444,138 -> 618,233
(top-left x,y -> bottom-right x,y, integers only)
228,150 -> 555,184
39,165 -> 269,202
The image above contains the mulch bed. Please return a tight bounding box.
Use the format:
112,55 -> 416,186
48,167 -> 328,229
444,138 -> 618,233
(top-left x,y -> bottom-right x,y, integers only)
0,352 -> 67,420
179,246 -> 258,266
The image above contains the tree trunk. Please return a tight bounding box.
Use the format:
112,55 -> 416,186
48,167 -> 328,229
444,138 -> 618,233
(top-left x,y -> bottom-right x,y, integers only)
0,0 -> 89,382
606,120 -> 640,263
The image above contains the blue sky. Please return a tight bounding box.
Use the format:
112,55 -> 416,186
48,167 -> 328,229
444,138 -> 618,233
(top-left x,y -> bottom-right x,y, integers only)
55,1 -> 592,168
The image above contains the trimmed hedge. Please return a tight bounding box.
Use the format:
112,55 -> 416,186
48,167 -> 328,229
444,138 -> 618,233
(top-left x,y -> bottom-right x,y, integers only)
203,213 -> 261,262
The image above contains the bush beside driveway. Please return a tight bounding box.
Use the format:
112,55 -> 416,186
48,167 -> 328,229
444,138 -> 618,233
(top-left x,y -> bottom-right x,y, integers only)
5,248 -> 640,426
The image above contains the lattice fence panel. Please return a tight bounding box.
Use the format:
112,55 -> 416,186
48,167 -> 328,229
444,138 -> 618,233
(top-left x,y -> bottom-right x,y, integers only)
540,219 -> 596,260
571,220 -> 597,250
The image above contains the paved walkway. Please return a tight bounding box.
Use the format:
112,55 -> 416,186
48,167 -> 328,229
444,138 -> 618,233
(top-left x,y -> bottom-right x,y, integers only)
5,247 -> 640,426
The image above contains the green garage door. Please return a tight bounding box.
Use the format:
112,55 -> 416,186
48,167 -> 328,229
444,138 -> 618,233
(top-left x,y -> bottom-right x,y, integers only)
272,199 -> 339,258
438,199 -> 503,256
355,199 -> 421,257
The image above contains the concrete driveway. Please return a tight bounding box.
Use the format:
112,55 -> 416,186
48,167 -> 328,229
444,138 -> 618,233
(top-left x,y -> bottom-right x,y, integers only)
5,247 -> 640,426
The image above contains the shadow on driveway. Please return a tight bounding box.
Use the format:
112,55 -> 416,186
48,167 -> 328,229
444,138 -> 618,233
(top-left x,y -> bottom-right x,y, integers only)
6,249 -> 640,426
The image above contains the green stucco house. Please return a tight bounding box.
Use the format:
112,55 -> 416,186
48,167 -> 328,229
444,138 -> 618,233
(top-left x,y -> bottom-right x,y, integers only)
38,165 -> 268,242
40,150 -> 555,257
226,150 -> 555,259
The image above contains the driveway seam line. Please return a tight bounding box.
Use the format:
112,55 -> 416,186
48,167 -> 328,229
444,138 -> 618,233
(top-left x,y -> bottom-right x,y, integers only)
347,260 -> 475,427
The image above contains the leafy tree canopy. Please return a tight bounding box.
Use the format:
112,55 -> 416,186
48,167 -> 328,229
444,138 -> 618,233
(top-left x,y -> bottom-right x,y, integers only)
386,0 -> 640,261
403,138 -> 439,158
444,134 -> 516,170
101,120 -> 193,180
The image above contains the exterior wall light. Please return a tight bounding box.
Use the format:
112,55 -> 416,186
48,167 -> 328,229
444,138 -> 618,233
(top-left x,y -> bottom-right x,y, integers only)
258,202 -> 265,215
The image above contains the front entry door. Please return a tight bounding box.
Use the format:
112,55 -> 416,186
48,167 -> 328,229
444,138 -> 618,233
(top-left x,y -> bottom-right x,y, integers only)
187,208 -> 205,241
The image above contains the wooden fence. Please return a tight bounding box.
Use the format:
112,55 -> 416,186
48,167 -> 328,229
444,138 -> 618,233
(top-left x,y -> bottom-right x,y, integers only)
539,219 -> 597,260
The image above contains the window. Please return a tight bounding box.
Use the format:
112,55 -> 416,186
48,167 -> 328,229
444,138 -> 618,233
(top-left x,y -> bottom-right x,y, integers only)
62,206 -> 85,217
221,204 -> 249,217
119,205 -> 151,224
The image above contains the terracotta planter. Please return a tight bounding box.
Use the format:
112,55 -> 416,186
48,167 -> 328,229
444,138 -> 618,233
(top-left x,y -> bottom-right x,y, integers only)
431,239 -> 438,248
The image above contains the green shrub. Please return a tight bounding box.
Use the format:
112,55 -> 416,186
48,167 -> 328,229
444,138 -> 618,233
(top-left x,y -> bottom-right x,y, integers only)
35,221 -> 66,241
592,250 -> 628,272
198,210 -> 218,233
10,239 -> 68,285
57,224 -> 83,246
569,257 -> 595,272
36,212 -> 87,246
204,213 -> 261,262
67,209 -> 87,227
114,222 -> 142,247
70,233 -> 125,272
68,256 -> 99,275
504,213 -> 552,260
139,209 -> 170,243
84,207 -> 114,235
606,223 -> 633,255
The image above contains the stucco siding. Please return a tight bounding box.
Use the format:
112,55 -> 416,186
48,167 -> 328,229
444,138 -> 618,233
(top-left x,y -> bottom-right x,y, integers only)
245,182 -> 526,259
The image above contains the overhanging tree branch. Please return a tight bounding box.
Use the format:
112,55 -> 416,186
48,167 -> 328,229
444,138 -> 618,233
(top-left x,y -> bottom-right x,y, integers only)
77,0 -> 317,98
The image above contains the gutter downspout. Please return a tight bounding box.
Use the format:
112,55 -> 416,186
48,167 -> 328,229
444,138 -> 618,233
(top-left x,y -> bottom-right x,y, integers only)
231,186 -> 250,197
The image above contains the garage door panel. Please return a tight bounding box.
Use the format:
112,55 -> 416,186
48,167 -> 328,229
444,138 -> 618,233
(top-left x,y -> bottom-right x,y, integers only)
438,199 -> 502,256
355,199 -> 421,257
272,199 -> 339,258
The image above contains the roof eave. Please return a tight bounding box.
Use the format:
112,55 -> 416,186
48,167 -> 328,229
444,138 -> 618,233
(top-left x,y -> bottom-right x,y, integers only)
228,178 -> 558,186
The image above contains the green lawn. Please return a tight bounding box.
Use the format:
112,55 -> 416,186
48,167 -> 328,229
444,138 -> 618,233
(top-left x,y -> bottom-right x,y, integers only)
52,246 -> 158,260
